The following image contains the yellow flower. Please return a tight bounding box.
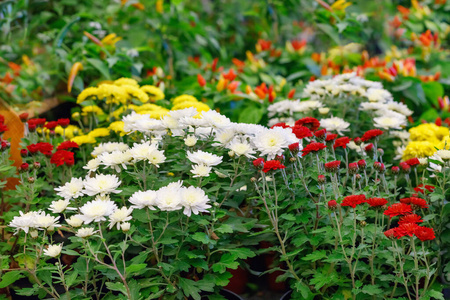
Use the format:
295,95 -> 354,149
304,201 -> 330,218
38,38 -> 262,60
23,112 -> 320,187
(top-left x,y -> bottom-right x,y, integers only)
108,121 -> 127,136
331,0 -> 351,12
133,103 -> 164,113
156,0 -> 164,13
112,106 -> 127,119
172,94 -> 198,106
81,105 -> 104,116
71,135 -> 97,145
88,128 -> 110,138
97,84 -> 128,104
402,141 -> 437,160
124,85 -> 149,103
439,136 -> 450,150
55,125 -> 80,139
141,85 -> 165,102
409,123 -> 449,144
77,87 -> 99,104
137,110 -> 169,119
114,78 -> 139,87
216,77 -> 227,92
172,101 -> 210,113
101,33 -> 122,46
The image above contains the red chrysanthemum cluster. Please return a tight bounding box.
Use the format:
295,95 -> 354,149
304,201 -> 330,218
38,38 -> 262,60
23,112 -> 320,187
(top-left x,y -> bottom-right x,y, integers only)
262,160 -> 286,173
399,197 -> 428,209
302,142 -> 326,157
292,125 -> 312,139
383,203 -> 412,219
366,197 -> 388,207
405,158 -> 420,167
288,143 -> 300,154
413,184 -> 435,194
50,150 -> 75,167
325,133 -> 338,142
0,114 -> 8,134
341,194 -> 366,208
398,214 -> 423,225
324,160 -> 341,172
295,117 -> 320,131
26,142 -> 54,156
57,141 -> 79,151
361,129 -> 384,142
314,129 -> 327,140
333,137 -> 351,149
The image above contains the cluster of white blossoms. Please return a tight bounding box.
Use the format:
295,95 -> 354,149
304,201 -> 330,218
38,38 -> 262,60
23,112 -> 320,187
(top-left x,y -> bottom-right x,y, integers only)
9,211 -> 61,234
56,174 -> 122,199
129,181 -> 211,217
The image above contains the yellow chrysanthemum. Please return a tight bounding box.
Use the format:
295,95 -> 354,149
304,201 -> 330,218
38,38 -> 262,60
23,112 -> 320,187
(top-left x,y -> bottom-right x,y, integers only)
439,136 -> 450,149
81,105 -> 105,116
409,123 -> 449,144
108,121 -> 127,136
172,94 -> 198,106
172,101 -> 210,113
141,85 -> 165,102
402,141 -> 437,160
137,109 -> 169,119
112,106 -> 127,119
97,84 -> 128,104
124,85 -> 149,103
54,125 -> 80,139
71,135 -> 97,145
114,78 -> 139,87
133,103 -> 164,113
88,128 -> 110,138
77,87 -> 99,104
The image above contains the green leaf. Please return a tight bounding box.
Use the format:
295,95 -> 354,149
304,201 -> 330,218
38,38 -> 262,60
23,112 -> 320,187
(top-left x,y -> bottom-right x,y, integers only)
0,271 -> 25,288
361,284 -> 383,295
126,264 -> 147,276
86,58 -> 111,80
178,278 -> 201,300
105,282 -> 127,296
422,81 -> 444,107
238,104 -> 264,124
65,270 -> 78,287
316,23 -> 340,45
216,224 -> 233,234
54,16 -> 80,48
302,250 -> 327,262
191,232 -> 211,244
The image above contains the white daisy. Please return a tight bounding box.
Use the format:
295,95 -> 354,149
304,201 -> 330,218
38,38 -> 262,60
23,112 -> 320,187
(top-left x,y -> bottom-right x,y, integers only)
191,164 -> 212,177
180,186 -> 211,217
187,150 -> 223,166
83,174 -> 122,196
55,177 -> 84,200
78,199 -> 118,224
43,244 -> 62,257
129,190 -> 157,209
108,207 -> 133,230
319,117 -> 350,135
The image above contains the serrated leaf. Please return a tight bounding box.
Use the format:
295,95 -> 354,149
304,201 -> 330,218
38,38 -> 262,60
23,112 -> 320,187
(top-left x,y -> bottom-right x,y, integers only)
361,284 -> 383,295
302,250 -> 327,262
0,271 -> 25,288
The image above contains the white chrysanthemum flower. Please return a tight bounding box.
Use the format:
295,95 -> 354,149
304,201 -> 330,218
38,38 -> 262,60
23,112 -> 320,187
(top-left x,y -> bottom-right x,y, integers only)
92,142 -> 129,156
428,154 -> 443,173
319,117 -> 350,135
98,150 -> 131,172
390,130 -> 410,142
374,116 -> 407,130
253,127 -> 296,160
161,115 -> 185,136
227,140 -> 256,158
418,158 -> 428,166
365,88 -> 392,103
66,215 -> 83,227
191,164 -> 212,177
147,149 -> 166,167
156,184 -> 182,211
78,199 -> 118,224
49,199 -> 75,214
184,135 -> 197,147
129,190 -> 157,209
232,123 -> 266,136
34,212 -> 61,231
108,207 -> 133,230
55,177 -> 84,200
123,111 -> 147,132
43,244 -> 62,257
435,149 -> 450,161
385,101 -> 413,116
9,211 -> 39,234
201,110 -> 231,129
83,174 -> 121,196
178,116 -> 208,127
76,227 -> 96,238
180,186 -> 211,217
318,107 -> 330,115
213,129 -> 236,146
168,107 -> 198,120
129,141 -> 157,162
95,194 -> 111,201
133,117 -> 165,134
187,150 -> 223,166
83,158 -> 101,172
121,222 -> 131,232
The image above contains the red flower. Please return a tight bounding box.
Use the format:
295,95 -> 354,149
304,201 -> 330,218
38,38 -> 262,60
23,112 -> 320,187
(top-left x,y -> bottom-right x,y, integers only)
398,214 -> 423,225
271,122 -> 290,129
365,143 -> 374,152
410,197 -> 428,209
287,88 -> 296,99
26,144 -> 39,154
384,228 -> 396,239
334,137 -> 351,149
353,137 -> 362,145
341,194 -> 366,208
19,163 -> 29,171
399,162 -> 411,173
0,123 -> 8,134
288,143 -> 300,154
57,118 -> 70,128
197,74 -> 206,87
28,118 -> 46,127
36,142 -> 54,154
394,223 -> 419,239
328,200 -> 338,208
366,197 -> 388,207
57,141 -> 79,151
0,114 -> 4,124
20,149 -> 28,157
44,121 -> 58,130
357,159 -> 366,169
295,117 -> 320,131
50,150 -> 75,167
325,160 -> 341,172
292,125 -> 312,139
348,162 -> 358,174
391,166 -> 400,174
414,227 -> 435,241
262,160 -> 286,173
302,142 -> 326,157
405,158 -> 420,167
384,203 -> 412,219
325,133 -> 337,142
361,129 -> 384,142
414,184 -> 435,194
314,129 -> 327,139
318,175 -> 326,184
19,112 -> 29,122
253,158 -> 265,169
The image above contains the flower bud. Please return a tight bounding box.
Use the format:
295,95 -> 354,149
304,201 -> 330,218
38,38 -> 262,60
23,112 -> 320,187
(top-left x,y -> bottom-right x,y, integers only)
228,150 -> 235,158
19,112 -> 29,122
318,175 -> 326,184
319,107 -> 330,115
72,112 -> 81,122
354,137 -> 362,146
378,163 -> 386,173
20,149 -> 28,157
324,160 -> 341,173
377,148 -> 384,156
359,220 -> 367,227
121,222 -> 131,232
253,158 -> 265,170
355,174 -> 362,181
328,200 -> 338,209
27,177 -> 35,183
49,130 -> 56,137
314,129 -> 327,141
30,230 -> 39,239
19,163 -> 29,172
391,166 -> 400,175
357,159 -> 366,169
289,157 -> 296,163
373,161 -> 381,170
250,177 -> 257,182
384,229 -> 396,239
184,135 -> 197,147
28,124 -> 36,132
33,162 -> 41,170
365,143 -> 374,153
288,142 -> 300,155
400,162 -> 411,174
275,155 -> 285,163
348,162 -> 358,175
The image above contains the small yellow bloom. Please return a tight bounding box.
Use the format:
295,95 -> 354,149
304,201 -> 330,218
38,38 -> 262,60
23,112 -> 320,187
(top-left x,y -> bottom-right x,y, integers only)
331,0 -> 351,12
140,85 -> 165,102
402,141 -> 437,160
81,105 -> 105,116
124,85 -> 149,103
108,121 -> 127,136
71,135 -> 97,145
133,103 -> 165,113
156,0 -> 164,13
114,77 -> 139,87
77,87 -> 99,104
88,128 -> 110,138
172,101 -> 210,113
172,94 -> 198,106
101,33 -> 122,46
167,172 -> 174,177
97,84 -> 128,104
216,77 -> 227,92
55,125 -> 80,139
